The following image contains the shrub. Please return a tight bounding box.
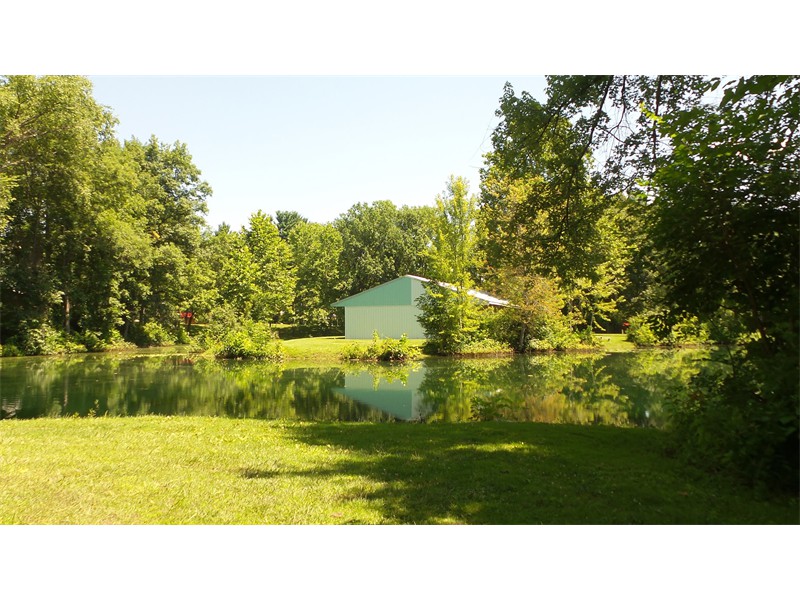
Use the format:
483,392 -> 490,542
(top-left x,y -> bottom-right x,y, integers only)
455,338 -> 513,357
1,343 -> 23,357
15,321 -> 87,355
175,326 -> 191,345
78,330 -> 108,352
627,313 -> 710,348
341,332 -> 421,362
665,346 -> 799,492
416,284 -> 486,355
526,321 -> 582,352
626,316 -> 659,346
211,320 -> 284,361
139,322 -> 176,347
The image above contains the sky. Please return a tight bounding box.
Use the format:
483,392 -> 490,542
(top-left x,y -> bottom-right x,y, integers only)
89,76 -> 547,230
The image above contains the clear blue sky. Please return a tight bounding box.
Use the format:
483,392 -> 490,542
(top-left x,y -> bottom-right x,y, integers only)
90,76 -> 546,230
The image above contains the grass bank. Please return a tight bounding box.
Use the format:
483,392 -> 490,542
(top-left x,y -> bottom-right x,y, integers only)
282,334 -> 628,363
593,333 -> 637,353
282,335 -> 427,362
1,416 -> 795,524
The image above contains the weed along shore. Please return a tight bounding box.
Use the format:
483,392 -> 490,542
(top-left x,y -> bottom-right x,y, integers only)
1,416 -> 796,525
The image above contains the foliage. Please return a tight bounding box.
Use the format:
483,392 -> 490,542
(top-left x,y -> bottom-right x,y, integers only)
0,76 -> 212,350
625,316 -> 659,347
426,175 -> 483,287
541,76 -> 710,194
334,200 -> 435,297
417,176 -> 497,355
665,347 -> 799,492
275,210 -> 308,240
483,267 -> 576,352
209,319 -> 284,361
9,320 -> 90,355
626,312 -> 710,348
648,76 -> 800,491
480,89 -> 637,335
1,342 -> 23,357
650,76 -> 799,356
246,211 -> 297,323
526,322 -> 582,352
485,75 -> 799,491
454,338 -> 513,357
417,283 -> 487,355
138,321 -> 176,347
77,330 -> 109,352
287,221 -> 345,330
201,215 -> 296,328
341,332 -> 421,362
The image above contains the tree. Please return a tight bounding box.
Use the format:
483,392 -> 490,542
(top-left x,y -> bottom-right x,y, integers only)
481,87 -> 636,333
0,77 -> 216,349
651,76 -> 799,353
275,210 -> 308,241
334,200 -> 434,297
287,221 -> 344,329
245,211 -> 296,323
205,224 -> 260,319
124,135 -> 211,256
0,75 -> 117,339
483,267 -> 573,352
416,176 -> 487,354
541,76 -> 710,194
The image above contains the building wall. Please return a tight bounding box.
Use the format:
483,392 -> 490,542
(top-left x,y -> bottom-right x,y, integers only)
343,305 -> 426,339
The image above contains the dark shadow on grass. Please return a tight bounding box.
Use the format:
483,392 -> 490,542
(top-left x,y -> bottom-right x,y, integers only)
240,467 -> 281,479
277,421 -> 797,525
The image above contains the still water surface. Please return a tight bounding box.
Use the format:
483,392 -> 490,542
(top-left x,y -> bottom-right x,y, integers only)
0,349 -> 708,426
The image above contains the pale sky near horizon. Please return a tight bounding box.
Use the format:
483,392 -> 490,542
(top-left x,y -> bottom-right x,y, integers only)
90,76 -> 547,230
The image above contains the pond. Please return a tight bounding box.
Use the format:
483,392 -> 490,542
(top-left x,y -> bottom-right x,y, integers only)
0,349 -> 712,426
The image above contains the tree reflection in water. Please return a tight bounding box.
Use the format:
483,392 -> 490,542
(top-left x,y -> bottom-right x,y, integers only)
0,349 -> 708,426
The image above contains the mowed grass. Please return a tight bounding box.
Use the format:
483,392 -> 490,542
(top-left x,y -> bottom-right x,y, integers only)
1,416 -> 796,524
282,335 -> 427,362
283,334 -> 630,362
594,333 -> 637,353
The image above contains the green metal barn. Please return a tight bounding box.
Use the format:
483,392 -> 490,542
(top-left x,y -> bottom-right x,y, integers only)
331,275 -> 508,340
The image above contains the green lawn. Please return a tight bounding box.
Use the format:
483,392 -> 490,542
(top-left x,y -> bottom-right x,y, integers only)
282,335 -> 427,362
1,416 -> 795,524
281,334 -> 631,362
594,332 -> 637,353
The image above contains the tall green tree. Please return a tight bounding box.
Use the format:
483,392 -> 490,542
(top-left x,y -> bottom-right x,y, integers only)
0,77 -> 214,349
204,224 -> 260,319
334,200 -> 434,297
542,76 -> 710,193
275,210 -> 308,241
650,76 -> 799,353
287,221 -> 344,329
481,88 -> 636,333
124,135 -> 211,256
245,211 -> 297,323
0,75 -> 117,339
118,136 -> 211,335
417,176 -> 487,353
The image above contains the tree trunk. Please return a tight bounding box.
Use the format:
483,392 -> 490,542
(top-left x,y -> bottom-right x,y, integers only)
64,293 -> 71,335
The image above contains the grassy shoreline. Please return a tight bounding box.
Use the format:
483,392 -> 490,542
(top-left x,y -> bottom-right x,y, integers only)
1,416 -> 796,524
281,333 -> 636,362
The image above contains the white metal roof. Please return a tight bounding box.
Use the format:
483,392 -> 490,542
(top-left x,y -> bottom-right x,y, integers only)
406,275 -> 509,307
